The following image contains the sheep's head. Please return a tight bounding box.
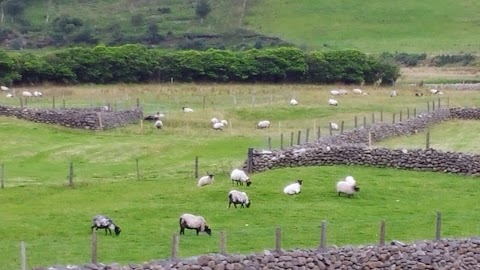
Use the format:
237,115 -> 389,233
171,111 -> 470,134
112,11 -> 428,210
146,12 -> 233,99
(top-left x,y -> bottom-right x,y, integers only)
204,225 -> 212,236
297,179 -> 303,185
114,226 -> 121,236
354,186 -> 360,192
246,180 -> 252,187
245,201 -> 251,208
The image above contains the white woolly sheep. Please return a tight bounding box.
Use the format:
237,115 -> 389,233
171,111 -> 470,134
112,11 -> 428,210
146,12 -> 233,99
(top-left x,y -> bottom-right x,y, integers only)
390,90 -> 398,97
330,90 -> 340,96
230,169 -> 251,186
336,180 -> 360,197
345,176 -> 356,185
257,120 -> 270,129
228,190 -> 251,208
338,89 -> 348,95
197,173 -> 214,187
33,91 -> 43,97
91,214 -> 121,236
1,85 -> 9,91
6,93 -> 13,98
328,99 -> 338,106
352,88 -> 363,94
22,91 -> 33,97
330,122 -> 339,130
290,98 -> 298,105
212,122 -> 224,130
283,179 -> 303,195
144,112 -> 164,121
430,89 -> 439,94
220,119 -> 228,126
179,213 -> 212,236
182,107 -> 194,113
210,117 -> 219,125
154,120 -> 163,129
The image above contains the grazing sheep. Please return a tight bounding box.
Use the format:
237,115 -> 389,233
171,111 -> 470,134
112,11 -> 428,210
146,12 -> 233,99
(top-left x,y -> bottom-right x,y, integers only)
336,180 -> 360,197
430,89 -> 439,94
283,179 -> 303,195
230,169 -> 251,186
228,190 -> 251,208
338,89 -> 348,95
330,90 -> 340,96
33,91 -> 43,97
91,214 -> 121,236
257,120 -> 270,129
212,122 -> 224,130
437,91 -> 444,95
6,93 -> 13,98
390,90 -> 398,97
154,120 -> 163,129
144,112 -> 164,121
179,213 -> 212,236
290,98 -> 298,105
415,92 -> 423,97
328,99 -> 338,106
330,122 -> 339,130
220,119 -> 228,126
182,107 -> 194,113
1,85 -> 9,91
22,91 -> 33,97
197,173 -> 214,187
210,117 -> 219,125
352,88 -> 363,94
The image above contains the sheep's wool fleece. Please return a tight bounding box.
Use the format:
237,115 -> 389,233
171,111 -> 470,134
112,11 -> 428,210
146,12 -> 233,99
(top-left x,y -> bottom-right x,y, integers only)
284,183 -> 301,195
336,181 -> 356,195
198,175 -> 213,187
181,213 -> 206,232
93,215 -> 115,230
229,190 -> 249,203
231,169 -> 249,181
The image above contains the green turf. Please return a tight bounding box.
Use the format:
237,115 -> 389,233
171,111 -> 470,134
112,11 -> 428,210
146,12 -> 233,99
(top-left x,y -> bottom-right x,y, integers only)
1,84 -> 480,269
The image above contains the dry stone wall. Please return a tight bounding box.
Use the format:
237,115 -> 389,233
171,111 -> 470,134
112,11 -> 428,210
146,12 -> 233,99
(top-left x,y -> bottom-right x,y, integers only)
0,105 -> 143,130
36,237 -> 480,270
245,107 -> 480,175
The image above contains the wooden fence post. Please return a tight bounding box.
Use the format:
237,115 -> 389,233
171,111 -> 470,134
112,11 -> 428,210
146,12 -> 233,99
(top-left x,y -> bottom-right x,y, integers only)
220,230 -> 227,255
432,99 -> 436,111
319,220 -> 327,250
136,159 -> 140,180
368,131 -> 372,147
354,115 -> 358,128
407,108 -> 410,119
247,148 -> 254,174
24,97 -> 28,106
21,241 -> 26,270
97,113 -> 104,131
447,97 -> 450,108
329,124 -> 333,136
290,132 -> 294,147
280,133 -> 284,150
427,101 -> 430,112
435,211 -> 442,241
202,96 -> 206,110
62,98 -> 66,109
379,220 -> 386,246
305,128 -> 310,143
414,108 -> 417,118
136,98 -> 140,108
380,109 -> 384,122
19,97 -> 23,108
194,156 -> 199,178
171,233 -> 179,260
52,96 -> 56,109
297,130 -> 301,145
69,162 -> 73,186
275,227 -> 282,253
91,230 -> 97,264
392,113 -> 396,124
438,98 -> 441,109
399,110 -> 403,122
340,121 -> 344,134
1,163 -> 4,189
426,131 -> 430,149
268,137 -> 272,150
317,127 -> 321,140
363,116 -> 367,127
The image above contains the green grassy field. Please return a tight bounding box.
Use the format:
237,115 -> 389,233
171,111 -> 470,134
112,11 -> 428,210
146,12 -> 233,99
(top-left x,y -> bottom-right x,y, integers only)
244,0 -> 480,53
1,84 -> 480,269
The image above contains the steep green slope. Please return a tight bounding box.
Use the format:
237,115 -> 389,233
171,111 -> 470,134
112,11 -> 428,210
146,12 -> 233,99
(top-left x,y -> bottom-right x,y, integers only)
244,0 -> 480,53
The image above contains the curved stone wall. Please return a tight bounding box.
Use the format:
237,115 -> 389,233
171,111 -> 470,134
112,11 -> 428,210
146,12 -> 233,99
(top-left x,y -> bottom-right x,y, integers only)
0,105 -> 143,130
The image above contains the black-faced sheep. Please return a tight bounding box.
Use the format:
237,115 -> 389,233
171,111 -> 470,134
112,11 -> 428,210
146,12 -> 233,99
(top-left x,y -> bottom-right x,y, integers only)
336,176 -> 360,197
91,214 -> 121,236
230,169 -> 251,186
179,213 -> 212,236
228,190 -> 251,208
283,179 -> 303,195
197,173 -> 214,187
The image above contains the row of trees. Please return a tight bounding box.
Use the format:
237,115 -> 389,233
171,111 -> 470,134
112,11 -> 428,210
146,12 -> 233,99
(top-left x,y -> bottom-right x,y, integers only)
0,45 -> 400,85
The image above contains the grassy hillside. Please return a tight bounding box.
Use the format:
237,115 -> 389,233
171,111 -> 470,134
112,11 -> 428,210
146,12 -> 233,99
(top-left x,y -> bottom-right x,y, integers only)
244,0 -> 480,53
1,84 -> 480,269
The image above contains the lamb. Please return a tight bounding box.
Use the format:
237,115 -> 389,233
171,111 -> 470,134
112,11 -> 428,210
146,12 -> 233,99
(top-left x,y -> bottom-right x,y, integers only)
352,88 -> 363,94
257,120 -> 270,129
230,169 -> 251,186
179,213 -> 212,236
328,99 -> 338,106
212,122 -> 224,130
182,107 -> 194,113
283,179 -> 303,195
198,173 -> 214,187
228,190 -> 251,208
290,98 -> 298,105
91,214 -> 121,236
330,122 -> 339,130
336,179 -> 360,197
22,91 -> 33,97
154,120 -> 163,129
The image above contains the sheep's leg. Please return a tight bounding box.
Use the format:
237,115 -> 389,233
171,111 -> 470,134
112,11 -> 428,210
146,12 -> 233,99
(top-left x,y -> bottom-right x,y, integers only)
180,227 -> 185,235
196,229 -> 200,235
234,203 -> 237,208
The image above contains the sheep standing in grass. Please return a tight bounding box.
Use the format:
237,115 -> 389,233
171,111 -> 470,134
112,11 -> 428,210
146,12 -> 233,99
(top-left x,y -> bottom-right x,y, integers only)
353,88 -> 363,94
330,90 -> 340,96
220,119 -> 228,126
197,173 -> 214,187
330,122 -> 339,130
6,93 -> 13,98
230,169 -> 251,186
210,117 -> 219,125
283,179 -> 303,195
179,213 -> 212,236
212,122 -> 224,131
91,214 -> 121,236
257,120 -> 270,129
154,120 -> 163,129
22,91 -> 33,97
228,190 -> 251,208
290,98 -> 298,105
336,177 -> 360,197
390,90 -> 398,97
328,99 -> 338,106
33,91 -> 43,97
1,85 -> 9,91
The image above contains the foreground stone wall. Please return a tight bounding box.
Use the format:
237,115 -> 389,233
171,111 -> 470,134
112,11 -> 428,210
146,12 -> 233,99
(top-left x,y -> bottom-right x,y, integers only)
37,238 -> 480,270
245,107 -> 480,175
0,105 -> 143,130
